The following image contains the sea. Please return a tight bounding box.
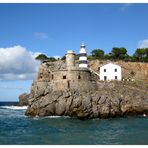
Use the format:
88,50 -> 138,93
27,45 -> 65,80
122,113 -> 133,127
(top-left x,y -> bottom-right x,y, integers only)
0,102 -> 148,145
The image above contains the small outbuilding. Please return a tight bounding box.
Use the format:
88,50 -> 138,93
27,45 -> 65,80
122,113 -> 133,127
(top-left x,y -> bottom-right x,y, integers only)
100,63 -> 122,81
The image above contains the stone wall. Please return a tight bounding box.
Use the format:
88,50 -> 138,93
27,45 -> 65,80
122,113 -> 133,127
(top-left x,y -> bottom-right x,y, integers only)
34,68 -> 98,92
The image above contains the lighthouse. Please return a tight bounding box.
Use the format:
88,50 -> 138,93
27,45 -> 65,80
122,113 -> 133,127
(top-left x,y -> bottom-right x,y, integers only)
79,43 -> 88,68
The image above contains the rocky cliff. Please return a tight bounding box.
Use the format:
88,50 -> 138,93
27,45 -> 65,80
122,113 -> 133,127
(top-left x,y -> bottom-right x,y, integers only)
25,60 -> 148,119
89,60 -> 148,82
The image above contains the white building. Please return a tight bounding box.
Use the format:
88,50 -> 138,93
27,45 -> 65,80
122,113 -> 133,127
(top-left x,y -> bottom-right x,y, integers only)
79,43 -> 88,68
100,63 -> 122,81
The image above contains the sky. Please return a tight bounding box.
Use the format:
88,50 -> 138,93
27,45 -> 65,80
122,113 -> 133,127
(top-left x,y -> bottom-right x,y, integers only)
0,3 -> 148,101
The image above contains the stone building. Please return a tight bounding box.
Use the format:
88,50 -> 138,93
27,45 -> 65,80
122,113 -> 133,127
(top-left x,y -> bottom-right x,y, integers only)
36,43 -> 98,92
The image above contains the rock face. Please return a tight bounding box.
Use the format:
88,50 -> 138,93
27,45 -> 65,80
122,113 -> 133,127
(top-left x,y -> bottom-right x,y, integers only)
25,61 -> 148,119
89,60 -> 148,82
19,93 -> 30,106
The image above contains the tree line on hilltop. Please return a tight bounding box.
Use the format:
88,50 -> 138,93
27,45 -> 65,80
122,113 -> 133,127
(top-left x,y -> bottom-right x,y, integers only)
35,47 -> 148,63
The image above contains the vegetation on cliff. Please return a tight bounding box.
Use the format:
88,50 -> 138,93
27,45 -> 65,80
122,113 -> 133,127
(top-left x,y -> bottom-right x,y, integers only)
35,47 -> 148,63
89,47 -> 148,62
35,54 -> 57,62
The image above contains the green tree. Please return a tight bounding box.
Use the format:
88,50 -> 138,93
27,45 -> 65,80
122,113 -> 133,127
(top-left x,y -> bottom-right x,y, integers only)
124,55 -> 132,62
35,54 -> 57,62
48,57 -> 57,62
144,48 -> 148,62
91,49 -> 104,59
87,55 -> 93,60
144,48 -> 148,56
104,53 -> 112,60
35,54 -> 48,62
61,55 -> 66,61
111,47 -> 120,59
111,47 -> 127,60
133,48 -> 145,61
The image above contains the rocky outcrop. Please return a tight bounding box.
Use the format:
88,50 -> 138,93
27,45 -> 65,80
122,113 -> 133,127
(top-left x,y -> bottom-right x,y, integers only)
19,93 -> 30,106
25,82 -> 148,119
25,61 -> 148,119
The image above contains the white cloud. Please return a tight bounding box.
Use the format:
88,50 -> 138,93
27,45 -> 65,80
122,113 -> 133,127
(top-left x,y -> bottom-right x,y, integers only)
138,39 -> 148,48
34,32 -> 48,39
0,45 -> 40,80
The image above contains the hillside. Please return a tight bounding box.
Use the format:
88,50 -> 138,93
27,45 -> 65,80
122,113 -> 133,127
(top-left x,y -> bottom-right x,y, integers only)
89,60 -> 148,82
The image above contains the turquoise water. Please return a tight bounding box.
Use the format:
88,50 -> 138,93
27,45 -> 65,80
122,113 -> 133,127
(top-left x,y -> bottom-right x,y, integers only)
0,103 -> 148,145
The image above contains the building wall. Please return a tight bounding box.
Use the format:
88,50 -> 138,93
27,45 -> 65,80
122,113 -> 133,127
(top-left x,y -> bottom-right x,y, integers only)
100,63 -> 122,81
66,51 -> 75,70
50,69 -> 95,91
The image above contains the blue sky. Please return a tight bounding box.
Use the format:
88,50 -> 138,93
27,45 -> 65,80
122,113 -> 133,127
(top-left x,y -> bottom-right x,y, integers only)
0,3 -> 148,101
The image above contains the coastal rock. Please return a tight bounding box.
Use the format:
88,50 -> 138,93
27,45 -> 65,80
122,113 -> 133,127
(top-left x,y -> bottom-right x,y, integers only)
19,93 -> 30,106
25,61 -> 148,119
25,83 -> 148,119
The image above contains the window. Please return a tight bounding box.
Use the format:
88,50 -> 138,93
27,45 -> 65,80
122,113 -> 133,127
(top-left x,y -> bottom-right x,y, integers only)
78,75 -> 81,79
51,74 -> 54,80
115,68 -> 117,72
63,75 -> 66,79
104,69 -> 106,72
67,81 -> 70,88
104,76 -> 107,80
115,76 -> 117,79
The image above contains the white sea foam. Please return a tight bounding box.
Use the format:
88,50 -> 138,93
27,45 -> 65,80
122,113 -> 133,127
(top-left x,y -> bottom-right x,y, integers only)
32,115 -> 70,120
46,115 -> 70,119
48,116 -> 63,118
1,105 -> 28,110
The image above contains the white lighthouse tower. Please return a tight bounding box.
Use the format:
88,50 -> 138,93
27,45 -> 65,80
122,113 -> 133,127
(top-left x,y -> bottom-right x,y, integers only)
79,43 -> 88,68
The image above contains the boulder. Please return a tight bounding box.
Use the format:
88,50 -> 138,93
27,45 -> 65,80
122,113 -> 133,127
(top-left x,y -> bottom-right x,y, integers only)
19,93 -> 30,106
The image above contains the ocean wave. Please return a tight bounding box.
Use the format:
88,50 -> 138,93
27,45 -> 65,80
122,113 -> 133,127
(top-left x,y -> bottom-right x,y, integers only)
1,105 -> 28,110
32,115 -> 70,120
47,116 -> 65,118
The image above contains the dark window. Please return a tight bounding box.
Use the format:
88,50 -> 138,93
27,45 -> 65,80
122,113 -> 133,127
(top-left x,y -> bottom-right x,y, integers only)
115,68 -> 117,72
104,76 -> 107,80
67,81 -> 70,88
52,74 -> 54,80
115,76 -> 117,79
63,75 -> 66,79
78,75 -> 81,79
104,69 -> 106,72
